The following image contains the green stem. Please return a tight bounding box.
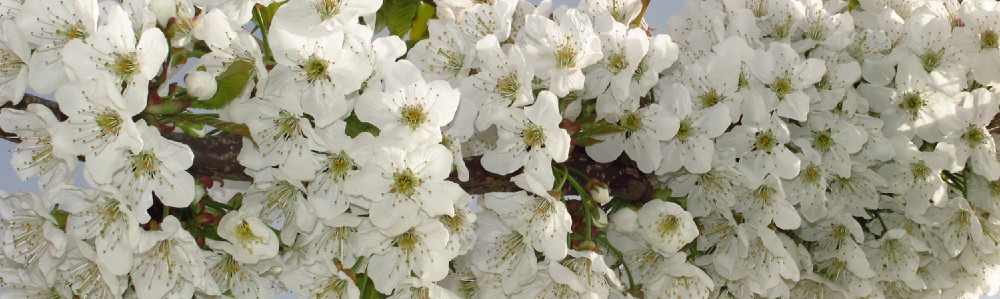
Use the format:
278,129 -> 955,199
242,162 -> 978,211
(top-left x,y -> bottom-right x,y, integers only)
562,168 -> 593,244
252,7 -> 273,62
872,210 -> 888,235
599,232 -> 635,291
203,199 -> 236,212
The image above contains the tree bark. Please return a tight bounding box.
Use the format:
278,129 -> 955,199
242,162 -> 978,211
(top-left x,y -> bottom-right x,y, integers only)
1,94 -> 655,202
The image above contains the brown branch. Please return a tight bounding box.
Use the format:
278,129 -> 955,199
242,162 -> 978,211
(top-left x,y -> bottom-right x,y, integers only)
1,94 -> 655,202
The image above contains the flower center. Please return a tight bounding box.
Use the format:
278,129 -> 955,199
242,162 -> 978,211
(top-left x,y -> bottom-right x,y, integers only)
398,104 -> 427,130
318,278 -> 350,298
129,150 -> 161,179
675,119 -> 694,142
989,180 -> 1000,198
391,168 -> 421,197
608,53 -> 627,74
699,90 -> 723,108
521,123 -> 546,147
440,209 -> 467,234
57,21 -> 88,41
899,92 -> 925,117
437,48 -> 465,75
234,220 -> 264,253
495,73 -> 520,101
982,29 -> 999,50
802,163 -> 822,185
555,39 -> 577,68
812,129 -> 834,152
754,130 -> 778,153
107,53 -> 139,82
315,0 -> 342,20
961,125 -> 988,148
95,109 -> 122,138
273,110 -> 302,141
619,111 -> 643,133
753,184 -> 775,201
633,61 -> 648,81
393,228 -> 420,255
303,55 -> 330,84
919,48 -> 945,72
658,215 -> 680,237
325,151 -> 355,181
911,160 -> 930,182
770,76 -> 795,99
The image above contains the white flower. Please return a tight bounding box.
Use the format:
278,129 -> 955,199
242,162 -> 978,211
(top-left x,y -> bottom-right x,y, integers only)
0,20 -> 29,105
52,78 -> 143,163
355,61 -> 460,141
185,70 -> 217,101
280,258 -> 360,299
696,211 -> 750,280
936,88 -> 1000,180
62,4 -> 167,105
668,165 -> 741,217
190,0 -> 273,25
743,227 -> 800,294
733,175 -> 801,230
481,91 -> 570,189
637,200 -> 698,255
131,216 -> 219,299
60,239 -> 127,298
938,198 -> 985,257
656,84 -> 730,174
484,190 -> 572,260
343,139 -> 461,235
750,43 -> 826,122
641,253 -> 714,299
355,218 -> 453,294
953,2 -> 1000,86
410,19 -> 476,82
464,35 -> 535,130
270,0 -> 381,34
783,144 -> 831,222
630,34 -> 678,98
63,188 -> 140,275
793,112 -> 868,178
896,11 -> 968,94
456,0 -> 517,42
267,26 -> 371,127
585,13 -> 648,101
717,114 -> 800,187
15,0 -> 98,94
471,210 -> 538,294
878,136 -> 948,218
876,61 -> 955,142
0,191 -> 66,274
295,213 -> 362,267
203,242 -> 275,298
89,122 -> 195,224
243,168 -> 316,245
241,92 -> 322,180
580,0 -> 643,24
215,202 -> 280,264
587,103 -> 679,174
523,8 -> 602,97
865,229 -> 923,287
387,278 -> 462,299
799,213 -> 874,280
308,120 -> 374,217
827,167 -> 885,217
560,250 -> 623,298
0,104 -> 76,188
440,193 -> 477,256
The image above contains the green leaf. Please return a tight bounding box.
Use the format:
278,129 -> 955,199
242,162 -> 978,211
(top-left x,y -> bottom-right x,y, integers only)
378,0 -> 421,37
344,112 -> 380,137
252,2 -> 283,33
189,60 -> 253,110
574,121 -> 624,140
409,2 -> 436,41
167,113 -> 252,139
356,272 -> 386,299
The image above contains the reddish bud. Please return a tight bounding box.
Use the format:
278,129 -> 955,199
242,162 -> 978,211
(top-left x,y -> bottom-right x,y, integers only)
199,176 -> 214,189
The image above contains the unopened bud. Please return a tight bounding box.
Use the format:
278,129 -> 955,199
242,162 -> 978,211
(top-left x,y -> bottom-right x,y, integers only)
186,71 -> 217,101
593,210 -> 608,228
589,185 -> 611,204
611,208 -> 639,233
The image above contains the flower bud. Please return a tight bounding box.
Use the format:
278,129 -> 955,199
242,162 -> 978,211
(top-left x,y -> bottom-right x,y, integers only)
149,1 -> 176,25
589,185 -> 611,204
611,208 -> 639,233
185,71 -> 217,101
593,209 -> 608,228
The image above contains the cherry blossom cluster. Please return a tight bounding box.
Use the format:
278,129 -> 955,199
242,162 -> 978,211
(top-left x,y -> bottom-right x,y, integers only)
0,0 -> 999,297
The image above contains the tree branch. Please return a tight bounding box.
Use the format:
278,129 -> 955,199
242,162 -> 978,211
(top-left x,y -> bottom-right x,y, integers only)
1,94 -> 655,202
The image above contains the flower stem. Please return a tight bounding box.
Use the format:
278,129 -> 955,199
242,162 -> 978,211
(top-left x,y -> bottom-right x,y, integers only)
599,232 -> 636,291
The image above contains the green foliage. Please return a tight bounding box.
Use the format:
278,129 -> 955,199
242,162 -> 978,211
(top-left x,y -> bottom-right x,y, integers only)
574,121 -> 624,146
344,112 -> 381,137
189,60 -> 254,110
167,112 -> 252,139
376,0 -> 422,37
